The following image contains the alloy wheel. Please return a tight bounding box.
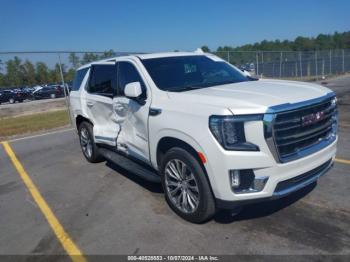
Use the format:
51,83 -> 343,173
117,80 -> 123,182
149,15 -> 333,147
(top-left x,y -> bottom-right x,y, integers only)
164,159 -> 200,213
80,127 -> 92,158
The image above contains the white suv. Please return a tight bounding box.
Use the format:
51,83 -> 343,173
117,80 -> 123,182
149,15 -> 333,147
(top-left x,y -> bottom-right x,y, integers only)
69,52 -> 337,223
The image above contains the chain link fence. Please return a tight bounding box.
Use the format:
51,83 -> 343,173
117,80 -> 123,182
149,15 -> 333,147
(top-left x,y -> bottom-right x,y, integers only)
214,49 -> 350,80
0,50 -> 350,92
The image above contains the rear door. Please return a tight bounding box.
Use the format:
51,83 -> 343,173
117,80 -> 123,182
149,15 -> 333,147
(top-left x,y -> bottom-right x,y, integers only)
81,62 -> 119,145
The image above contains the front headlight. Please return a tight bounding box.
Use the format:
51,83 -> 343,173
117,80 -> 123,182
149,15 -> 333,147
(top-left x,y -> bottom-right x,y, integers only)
209,115 -> 262,151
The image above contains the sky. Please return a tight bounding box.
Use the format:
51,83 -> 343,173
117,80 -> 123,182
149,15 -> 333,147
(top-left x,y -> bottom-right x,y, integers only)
0,0 -> 349,52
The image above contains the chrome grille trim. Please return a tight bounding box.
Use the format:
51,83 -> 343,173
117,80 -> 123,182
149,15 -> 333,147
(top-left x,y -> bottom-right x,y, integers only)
264,92 -> 338,163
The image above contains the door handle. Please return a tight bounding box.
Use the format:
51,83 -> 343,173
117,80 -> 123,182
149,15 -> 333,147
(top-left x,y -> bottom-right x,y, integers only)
149,108 -> 162,116
87,101 -> 95,107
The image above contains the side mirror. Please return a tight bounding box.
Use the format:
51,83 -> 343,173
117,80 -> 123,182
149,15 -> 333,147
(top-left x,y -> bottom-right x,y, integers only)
124,82 -> 142,98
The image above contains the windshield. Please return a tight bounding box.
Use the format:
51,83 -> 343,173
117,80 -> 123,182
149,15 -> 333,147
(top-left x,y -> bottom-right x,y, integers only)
141,55 -> 250,92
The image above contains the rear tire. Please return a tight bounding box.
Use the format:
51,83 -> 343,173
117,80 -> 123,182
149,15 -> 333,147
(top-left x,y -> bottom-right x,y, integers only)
9,98 -> 14,104
78,122 -> 104,163
160,147 -> 216,223
50,93 -> 56,99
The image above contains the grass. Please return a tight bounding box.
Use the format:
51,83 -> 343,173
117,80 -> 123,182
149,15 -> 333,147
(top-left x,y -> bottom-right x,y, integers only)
0,109 -> 70,139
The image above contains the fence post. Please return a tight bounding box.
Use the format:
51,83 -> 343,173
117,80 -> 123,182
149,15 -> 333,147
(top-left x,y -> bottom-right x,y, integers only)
329,49 -> 332,75
315,51 -> 318,80
256,52 -> 259,76
279,52 -> 282,78
261,51 -> 264,77
322,59 -> 325,77
299,51 -> 303,79
227,51 -> 230,63
343,49 -> 345,73
58,53 -> 72,124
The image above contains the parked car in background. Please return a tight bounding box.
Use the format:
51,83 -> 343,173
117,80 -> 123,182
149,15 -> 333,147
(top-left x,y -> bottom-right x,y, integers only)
32,85 -> 64,100
14,87 -> 33,101
0,89 -> 24,104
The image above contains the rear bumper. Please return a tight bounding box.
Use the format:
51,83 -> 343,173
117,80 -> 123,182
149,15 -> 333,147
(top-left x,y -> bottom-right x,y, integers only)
216,158 -> 334,209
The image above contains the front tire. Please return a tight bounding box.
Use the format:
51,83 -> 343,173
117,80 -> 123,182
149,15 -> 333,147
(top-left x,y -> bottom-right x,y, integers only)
160,147 -> 216,223
78,122 -> 104,163
9,98 -> 15,104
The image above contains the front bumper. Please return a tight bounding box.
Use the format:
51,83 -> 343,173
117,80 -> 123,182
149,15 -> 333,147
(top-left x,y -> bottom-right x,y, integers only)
200,119 -> 337,202
216,158 -> 334,209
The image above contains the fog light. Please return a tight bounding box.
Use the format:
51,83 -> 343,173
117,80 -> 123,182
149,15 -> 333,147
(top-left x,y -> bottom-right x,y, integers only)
230,170 -> 240,188
229,169 -> 268,193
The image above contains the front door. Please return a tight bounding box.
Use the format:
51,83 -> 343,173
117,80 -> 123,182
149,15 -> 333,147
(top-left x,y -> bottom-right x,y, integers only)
113,60 -> 151,163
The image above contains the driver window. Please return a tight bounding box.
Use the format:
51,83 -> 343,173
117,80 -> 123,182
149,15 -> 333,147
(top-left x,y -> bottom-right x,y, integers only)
117,62 -> 146,99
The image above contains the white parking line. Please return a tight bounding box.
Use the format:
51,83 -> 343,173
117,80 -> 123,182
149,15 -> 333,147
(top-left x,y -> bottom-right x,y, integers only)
8,128 -> 75,142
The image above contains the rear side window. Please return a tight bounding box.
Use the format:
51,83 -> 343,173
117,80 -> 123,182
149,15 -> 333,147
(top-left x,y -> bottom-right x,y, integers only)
117,62 -> 146,98
88,64 -> 116,96
72,68 -> 88,91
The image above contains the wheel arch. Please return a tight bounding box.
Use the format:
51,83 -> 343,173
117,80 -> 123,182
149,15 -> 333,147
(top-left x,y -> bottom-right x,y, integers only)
75,114 -> 93,130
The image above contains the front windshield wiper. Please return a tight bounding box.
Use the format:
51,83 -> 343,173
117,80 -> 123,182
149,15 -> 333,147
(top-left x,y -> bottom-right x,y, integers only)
169,86 -> 206,92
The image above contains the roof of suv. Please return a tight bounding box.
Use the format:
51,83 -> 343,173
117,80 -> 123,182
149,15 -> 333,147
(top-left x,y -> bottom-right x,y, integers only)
77,51 -> 209,70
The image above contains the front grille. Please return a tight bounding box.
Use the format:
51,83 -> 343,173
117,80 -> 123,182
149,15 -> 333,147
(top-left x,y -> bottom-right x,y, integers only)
270,96 -> 337,162
274,159 -> 332,195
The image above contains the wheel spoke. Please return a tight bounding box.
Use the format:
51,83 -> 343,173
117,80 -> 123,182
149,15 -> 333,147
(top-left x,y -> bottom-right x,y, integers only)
166,167 -> 181,182
167,162 -> 182,181
181,191 -> 188,211
188,183 -> 199,193
187,189 -> 199,207
166,180 -> 179,187
169,185 -> 181,196
186,192 -> 195,210
80,136 -> 88,145
175,160 -> 184,179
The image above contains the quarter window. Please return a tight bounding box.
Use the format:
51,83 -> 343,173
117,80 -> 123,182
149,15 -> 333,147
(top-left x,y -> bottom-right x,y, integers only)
88,64 -> 116,96
72,68 -> 88,91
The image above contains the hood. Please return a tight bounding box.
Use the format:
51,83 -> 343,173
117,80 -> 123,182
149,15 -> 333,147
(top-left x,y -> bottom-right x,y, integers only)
167,79 -> 333,114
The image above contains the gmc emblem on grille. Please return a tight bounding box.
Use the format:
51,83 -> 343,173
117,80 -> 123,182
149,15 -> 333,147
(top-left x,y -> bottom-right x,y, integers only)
302,111 -> 325,126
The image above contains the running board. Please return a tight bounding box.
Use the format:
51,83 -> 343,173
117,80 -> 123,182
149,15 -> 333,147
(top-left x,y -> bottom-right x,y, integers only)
99,148 -> 161,183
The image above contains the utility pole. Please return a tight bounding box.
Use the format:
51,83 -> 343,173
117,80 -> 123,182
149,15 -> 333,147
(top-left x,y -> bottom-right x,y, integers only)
58,54 -> 72,124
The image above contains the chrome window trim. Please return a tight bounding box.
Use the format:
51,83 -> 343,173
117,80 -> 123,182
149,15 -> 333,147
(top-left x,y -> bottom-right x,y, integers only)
264,92 -> 337,163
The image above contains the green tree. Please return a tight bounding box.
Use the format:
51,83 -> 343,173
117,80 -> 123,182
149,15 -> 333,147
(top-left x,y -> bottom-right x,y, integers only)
99,49 -> 115,59
201,46 -> 211,52
65,68 -> 76,82
69,53 -> 80,69
6,56 -> 24,87
35,62 -> 50,84
22,60 -> 36,86
81,53 -> 99,64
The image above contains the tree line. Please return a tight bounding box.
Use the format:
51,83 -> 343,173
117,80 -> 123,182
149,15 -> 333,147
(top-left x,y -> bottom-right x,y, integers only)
0,50 -> 115,88
1,31 -> 350,88
202,31 -> 350,52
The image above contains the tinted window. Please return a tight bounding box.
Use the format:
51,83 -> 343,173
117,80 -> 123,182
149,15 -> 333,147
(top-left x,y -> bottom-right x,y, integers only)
72,68 -> 88,91
88,65 -> 116,95
141,55 -> 249,92
117,62 -> 146,98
